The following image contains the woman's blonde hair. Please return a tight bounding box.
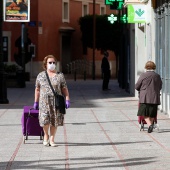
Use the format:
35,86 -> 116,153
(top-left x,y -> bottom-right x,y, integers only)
145,61 -> 156,70
42,55 -> 56,70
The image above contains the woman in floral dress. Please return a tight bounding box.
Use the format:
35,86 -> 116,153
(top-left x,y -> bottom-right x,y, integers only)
33,55 -> 70,146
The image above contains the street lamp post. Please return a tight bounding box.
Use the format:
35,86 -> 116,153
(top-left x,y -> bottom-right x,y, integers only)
0,0 -> 9,104
92,0 -> 96,80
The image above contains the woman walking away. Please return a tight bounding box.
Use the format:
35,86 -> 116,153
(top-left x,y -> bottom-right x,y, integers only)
135,61 -> 162,133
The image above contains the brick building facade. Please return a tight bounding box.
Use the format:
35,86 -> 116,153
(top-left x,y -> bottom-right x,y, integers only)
3,0 -> 117,78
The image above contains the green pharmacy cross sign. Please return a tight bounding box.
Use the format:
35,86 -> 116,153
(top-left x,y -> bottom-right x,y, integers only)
108,14 -> 128,24
120,14 -> 128,23
108,14 -> 117,24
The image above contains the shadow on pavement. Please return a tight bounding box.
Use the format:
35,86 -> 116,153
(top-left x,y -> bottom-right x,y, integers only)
1,156 -> 156,169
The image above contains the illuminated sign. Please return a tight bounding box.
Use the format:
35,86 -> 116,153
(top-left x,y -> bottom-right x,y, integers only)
108,14 -> 118,24
105,0 -> 113,5
120,14 -> 128,23
128,5 -> 146,23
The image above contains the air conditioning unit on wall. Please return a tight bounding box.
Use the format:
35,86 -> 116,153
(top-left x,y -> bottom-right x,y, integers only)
124,0 -> 149,6
140,0 -> 149,2
125,0 -> 141,2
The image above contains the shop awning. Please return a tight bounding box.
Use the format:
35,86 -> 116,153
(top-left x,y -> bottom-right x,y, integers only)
59,27 -> 75,33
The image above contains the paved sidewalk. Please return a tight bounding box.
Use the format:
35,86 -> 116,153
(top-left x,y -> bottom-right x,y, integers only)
1,78 -> 170,170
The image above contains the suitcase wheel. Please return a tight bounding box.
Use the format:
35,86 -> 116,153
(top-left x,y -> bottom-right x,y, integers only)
23,133 -> 28,144
26,132 -> 28,140
153,123 -> 159,131
23,136 -> 25,144
23,136 -> 26,144
40,131 -> 44,140
140,122 -> 144,131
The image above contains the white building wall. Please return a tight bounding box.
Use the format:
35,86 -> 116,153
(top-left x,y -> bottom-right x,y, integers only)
115,0 -> 169,116
134,23 -> 147,97
129,0 -> 156,98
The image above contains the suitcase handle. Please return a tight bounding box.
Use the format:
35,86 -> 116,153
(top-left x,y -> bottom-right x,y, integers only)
28,108 -> 39,117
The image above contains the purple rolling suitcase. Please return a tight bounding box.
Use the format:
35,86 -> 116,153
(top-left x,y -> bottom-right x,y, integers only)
21,106 -> 44,143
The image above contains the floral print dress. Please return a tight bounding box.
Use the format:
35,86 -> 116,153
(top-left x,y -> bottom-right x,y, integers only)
35,71 -> 67,127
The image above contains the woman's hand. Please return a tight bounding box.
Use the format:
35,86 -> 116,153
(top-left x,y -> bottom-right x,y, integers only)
33,102 -> 39,110
65,100 -> 70,109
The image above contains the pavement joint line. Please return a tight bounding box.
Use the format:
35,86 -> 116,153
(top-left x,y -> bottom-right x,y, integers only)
5,136 -> 23,170
90,108 -> 129,170
64,121 -> 70,170
119,110 -> 170,153
2,80 -> 170,169
0,109 -> 8,118
79,88 -> 129,169
109,97 -> 170,153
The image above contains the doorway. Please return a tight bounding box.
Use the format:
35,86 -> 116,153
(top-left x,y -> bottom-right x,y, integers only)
61,35 -> 71,73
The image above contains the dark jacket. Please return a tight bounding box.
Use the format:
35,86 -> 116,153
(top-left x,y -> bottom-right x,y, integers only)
135,71 -> 162,104
101,57 -> 110,73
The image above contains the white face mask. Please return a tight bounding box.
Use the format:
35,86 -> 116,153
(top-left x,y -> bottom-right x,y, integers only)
47,63 -> 56,71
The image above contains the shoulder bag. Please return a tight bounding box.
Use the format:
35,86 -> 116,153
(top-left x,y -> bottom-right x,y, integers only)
45,71 -> 66,115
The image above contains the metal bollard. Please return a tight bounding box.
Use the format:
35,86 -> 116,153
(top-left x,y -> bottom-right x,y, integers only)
84,71 -> 86,81
74,70 -> 76,81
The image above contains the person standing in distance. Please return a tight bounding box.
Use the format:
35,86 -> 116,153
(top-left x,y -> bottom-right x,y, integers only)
33,55 -> 70,146
135,61 -> 162,133
101,51 -> 111,91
